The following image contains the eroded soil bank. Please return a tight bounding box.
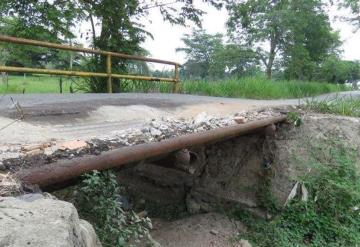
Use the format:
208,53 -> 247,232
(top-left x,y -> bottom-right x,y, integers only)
1,109 -> 360,246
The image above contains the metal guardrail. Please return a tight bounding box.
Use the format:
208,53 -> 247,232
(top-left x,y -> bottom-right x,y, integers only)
0,35 -> 181,93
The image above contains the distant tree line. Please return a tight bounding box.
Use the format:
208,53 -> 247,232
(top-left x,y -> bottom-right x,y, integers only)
177,0 -> 360,83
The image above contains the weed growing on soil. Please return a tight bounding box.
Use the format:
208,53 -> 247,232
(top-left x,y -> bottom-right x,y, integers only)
287,112 -> 303,127
233,144 -> 360,246
305,97 -> 360,117
75,170 -> 153,247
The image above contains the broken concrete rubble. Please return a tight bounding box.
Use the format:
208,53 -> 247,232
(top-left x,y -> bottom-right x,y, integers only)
1,109 -> 281,173
0,109 -> 280,162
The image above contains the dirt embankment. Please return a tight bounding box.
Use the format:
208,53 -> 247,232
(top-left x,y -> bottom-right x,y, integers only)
1,109 -> 360,247
116,113 -> 360,246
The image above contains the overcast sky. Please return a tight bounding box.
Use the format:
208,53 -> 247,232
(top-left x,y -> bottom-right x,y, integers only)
141,2 -> 360,70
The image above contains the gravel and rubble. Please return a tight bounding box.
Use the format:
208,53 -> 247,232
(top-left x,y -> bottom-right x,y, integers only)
0,108 -> 282,175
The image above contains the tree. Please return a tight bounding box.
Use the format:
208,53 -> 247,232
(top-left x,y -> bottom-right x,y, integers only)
317,56 -> 360,84
177,29 -> 224,79
177,29 -> 260,79
226,0 -> 340,80
1,0 -> 224,92
1,0 -> 78,39
340,0 -> 360,27
227,0 -> 290,79
282,0 -> 341,80
0,17 -> 79,68
0,1 -> 79,69
77,0 -> 224,92
209,44 -> 260,78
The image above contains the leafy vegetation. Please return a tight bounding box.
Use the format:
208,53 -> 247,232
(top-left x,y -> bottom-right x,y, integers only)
177,30 -> 260,80
287,112 -> 303,127
75,170 -> 153,247
305,97 -> 360,117
180,76 -> 348,99
226,0 -> 340,80
232,144 -> 360,247
317,56 -> 360,85
341,0 -> 360,27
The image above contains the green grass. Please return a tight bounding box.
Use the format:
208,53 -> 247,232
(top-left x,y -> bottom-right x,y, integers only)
0,75 -> 349,99
181,76 -> 349,99
0,75 -> 78,93
232,143 -> 360,247
305,97 -> 360,117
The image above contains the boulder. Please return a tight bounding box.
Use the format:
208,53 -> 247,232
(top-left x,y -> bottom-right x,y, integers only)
0,195 -> 101,247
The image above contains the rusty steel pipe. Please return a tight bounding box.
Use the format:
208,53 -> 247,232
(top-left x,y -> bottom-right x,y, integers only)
16,116 -> 286,187
0,35 -> 180,66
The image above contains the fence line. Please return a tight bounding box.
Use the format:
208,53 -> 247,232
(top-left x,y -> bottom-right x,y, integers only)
0,35 -> 181,93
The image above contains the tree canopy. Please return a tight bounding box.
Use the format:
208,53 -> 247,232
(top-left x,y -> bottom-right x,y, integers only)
341,0 -> 360,27
177,29 -> 259,79
226,0 -> 341,80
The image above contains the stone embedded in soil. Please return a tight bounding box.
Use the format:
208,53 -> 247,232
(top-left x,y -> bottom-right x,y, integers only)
237,239 -> 253,247
23,148 -> 44,156
58,140 -> 89,151
21,143 -> 51,152
234,116 -> 247,124
150,127 -> 162,137
0,161 -> 5,171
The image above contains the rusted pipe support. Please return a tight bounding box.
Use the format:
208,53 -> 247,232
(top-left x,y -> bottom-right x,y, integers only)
16,116 -> 287,187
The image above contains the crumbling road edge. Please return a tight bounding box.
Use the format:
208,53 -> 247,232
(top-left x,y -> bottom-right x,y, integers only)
16,115 -> 287,187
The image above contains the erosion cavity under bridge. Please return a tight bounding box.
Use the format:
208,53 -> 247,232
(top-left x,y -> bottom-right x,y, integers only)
16,116 -> 286,187
13,116 -> 289,217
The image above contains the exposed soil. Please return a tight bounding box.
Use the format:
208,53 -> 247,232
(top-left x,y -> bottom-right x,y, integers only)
149,213 -> 247,247
2,108 -> 360,247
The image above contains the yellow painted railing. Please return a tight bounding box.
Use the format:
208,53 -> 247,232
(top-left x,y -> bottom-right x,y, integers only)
0,35 -> 181,93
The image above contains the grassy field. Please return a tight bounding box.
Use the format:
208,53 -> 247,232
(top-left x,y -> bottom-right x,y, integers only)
0,75 -> 349,99
0,75 -> 76,93
181,77 -> 349,99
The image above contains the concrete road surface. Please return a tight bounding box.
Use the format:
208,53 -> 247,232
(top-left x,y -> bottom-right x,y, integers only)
0,91 -> 359,145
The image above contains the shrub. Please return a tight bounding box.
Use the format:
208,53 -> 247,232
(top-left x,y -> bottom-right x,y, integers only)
75,170 -> 153,247
233,145 -> 360,246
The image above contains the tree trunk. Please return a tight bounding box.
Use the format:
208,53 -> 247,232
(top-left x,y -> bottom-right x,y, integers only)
98,18 -> 121,93
266,62 -> 273,80
266,35 -> 277,80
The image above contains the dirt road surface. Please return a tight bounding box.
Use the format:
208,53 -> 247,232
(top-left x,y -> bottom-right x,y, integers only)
0,91 -> 359,145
